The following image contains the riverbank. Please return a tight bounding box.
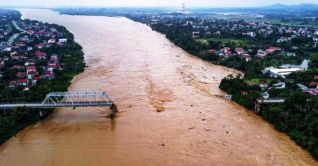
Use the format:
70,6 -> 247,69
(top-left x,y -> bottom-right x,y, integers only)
0,9 -> 317,166
0,11 -> 85,146
124,14 -> 318,160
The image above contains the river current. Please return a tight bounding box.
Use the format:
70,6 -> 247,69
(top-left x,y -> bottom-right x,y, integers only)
0,9 -> 317,166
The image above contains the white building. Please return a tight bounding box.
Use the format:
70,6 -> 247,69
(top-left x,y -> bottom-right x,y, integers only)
267,68 -> 301,78
58,39 -> 67,43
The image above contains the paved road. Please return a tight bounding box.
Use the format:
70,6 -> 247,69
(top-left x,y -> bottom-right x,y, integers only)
7,21 -> 27,46
12,21 -> 26,33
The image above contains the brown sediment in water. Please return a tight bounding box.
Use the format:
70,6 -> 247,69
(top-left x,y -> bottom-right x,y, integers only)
0,9 -> 317,166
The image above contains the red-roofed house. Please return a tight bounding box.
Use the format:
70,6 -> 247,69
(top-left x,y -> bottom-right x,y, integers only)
266,47 -> 282,54
20,56 -> 27,59
307,89 -> 318,96
309,82 -> 318,88
16,72 -> 26,78
235,47 -> 244,54
12,65 -> 24,70
17,79 -> 28,86
27,30 -> 35,35
15,42 -> 25,47
266,47 -> 275,54
259,82 -> 268,89
27,71 -> 38,79
226,51 -> 233,57
208,49 -> 217,54
48,38 -> 56,44
12,56 -> 20,60
9,81 -> 17,88
256,50 -> 267,59
35,51 -> 47,60
246,57 -> 252,62
25,61 -> 36,66
41,73 -> 54,80
32,76 -> 41,86
50,57 -> 59,63
35,44 -> 45,49
47,63 -> 61,72
26,66 -> 36,73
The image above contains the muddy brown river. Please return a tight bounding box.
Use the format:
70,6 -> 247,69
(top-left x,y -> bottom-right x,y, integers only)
0,9 -> 317,166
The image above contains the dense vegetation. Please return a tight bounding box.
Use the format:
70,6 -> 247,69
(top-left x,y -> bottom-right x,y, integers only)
0,9 -> 21,24
146,21 -> 313,73
128,15 -> 318,159
219,71 -> 318,159
0,18 -> 85,145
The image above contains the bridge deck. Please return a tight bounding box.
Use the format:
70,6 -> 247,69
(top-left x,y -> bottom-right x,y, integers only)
0,102 -> 113,109
0,91 -> 113,109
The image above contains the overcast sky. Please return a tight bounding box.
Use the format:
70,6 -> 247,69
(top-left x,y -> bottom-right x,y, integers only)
2,0 -> 318,8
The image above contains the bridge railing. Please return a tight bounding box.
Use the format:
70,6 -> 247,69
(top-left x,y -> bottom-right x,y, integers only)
0,91 -> 113,109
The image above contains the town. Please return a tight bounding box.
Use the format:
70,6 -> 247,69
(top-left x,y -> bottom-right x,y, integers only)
0,9 -> 85,104
1,20 -> 67,89
0,8 -> 85,146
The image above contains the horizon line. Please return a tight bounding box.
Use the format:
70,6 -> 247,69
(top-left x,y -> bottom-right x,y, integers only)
2,2 -> 318,9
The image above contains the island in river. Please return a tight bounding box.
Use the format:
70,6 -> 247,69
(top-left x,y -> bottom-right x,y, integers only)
0,9 -> 317,166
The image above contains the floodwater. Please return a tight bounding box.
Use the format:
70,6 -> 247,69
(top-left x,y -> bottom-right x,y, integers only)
0,9 -> 317,166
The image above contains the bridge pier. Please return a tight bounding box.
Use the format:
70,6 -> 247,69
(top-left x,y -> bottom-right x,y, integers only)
214,94 -> 232,101
39,110 -> 43,117
254,103 -> 261,114
1,109 -> 7,115
109,103 -> 118,118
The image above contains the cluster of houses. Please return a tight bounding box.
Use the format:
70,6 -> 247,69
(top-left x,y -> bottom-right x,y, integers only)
202,43 -> 297,62
297,76 -> 318,96
129,12 -> 318,62
8,53 -> 61,88
0,20 -> 68,89
188,19 -> 316,39
202,46 -> 253,62
259,75 -> 318,99
187,19 -> 309,60
202,42 -> 297,61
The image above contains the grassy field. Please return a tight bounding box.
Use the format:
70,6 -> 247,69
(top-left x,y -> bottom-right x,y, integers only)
196,38 -> 248,47
244,18 -> 318,27
247,78 -> 273,86
207,14 -> 318,27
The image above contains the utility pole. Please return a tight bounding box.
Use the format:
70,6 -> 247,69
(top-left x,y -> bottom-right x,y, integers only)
182,3 -> 185,14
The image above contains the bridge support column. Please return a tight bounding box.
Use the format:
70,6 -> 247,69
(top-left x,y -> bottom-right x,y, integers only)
109,103 -> 118,118
39,110 -> 43,117
254,103 -> 261,114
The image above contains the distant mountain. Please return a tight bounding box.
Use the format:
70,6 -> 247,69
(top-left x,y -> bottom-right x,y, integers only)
266,3 -> 288,9
263,3 -> 318,11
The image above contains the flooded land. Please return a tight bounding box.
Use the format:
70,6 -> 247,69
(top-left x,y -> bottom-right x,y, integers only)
0,9 -> 317,166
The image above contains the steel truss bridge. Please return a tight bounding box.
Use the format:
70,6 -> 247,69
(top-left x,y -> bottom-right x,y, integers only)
0,91 -> 113,109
